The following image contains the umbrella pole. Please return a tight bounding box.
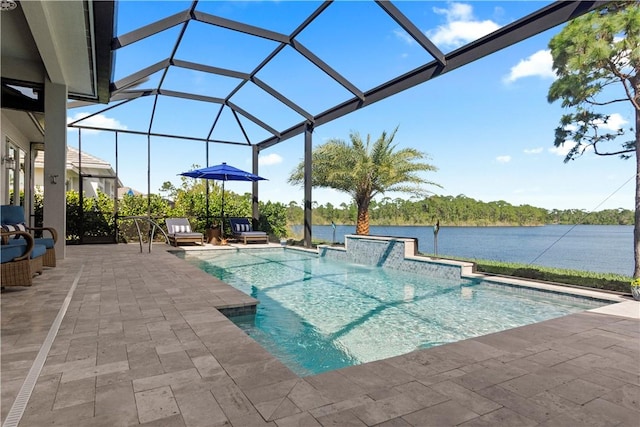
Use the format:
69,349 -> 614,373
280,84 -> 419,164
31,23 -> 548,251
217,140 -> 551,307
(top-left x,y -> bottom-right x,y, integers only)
205,179 -> 210,227
221,181 -> 225,238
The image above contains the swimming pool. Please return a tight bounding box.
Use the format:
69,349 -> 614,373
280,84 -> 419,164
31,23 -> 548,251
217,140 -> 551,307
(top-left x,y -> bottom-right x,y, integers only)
184,248 -> 609,376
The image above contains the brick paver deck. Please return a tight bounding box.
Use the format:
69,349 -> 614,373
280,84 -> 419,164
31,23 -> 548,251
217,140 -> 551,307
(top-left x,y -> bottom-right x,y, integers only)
2,244 -> 638,426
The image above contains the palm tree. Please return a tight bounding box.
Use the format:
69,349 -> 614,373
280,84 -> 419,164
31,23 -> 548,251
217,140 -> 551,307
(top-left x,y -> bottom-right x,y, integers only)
288,127 -> 439,235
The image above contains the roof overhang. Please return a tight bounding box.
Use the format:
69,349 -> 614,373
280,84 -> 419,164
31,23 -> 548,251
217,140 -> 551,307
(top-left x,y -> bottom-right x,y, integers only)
1,0 -> 115,114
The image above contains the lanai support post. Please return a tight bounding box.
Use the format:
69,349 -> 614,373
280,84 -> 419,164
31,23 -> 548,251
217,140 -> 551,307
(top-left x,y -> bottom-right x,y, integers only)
304,123 -> 313,248
147,134 -> 151,217
205,140 -> 210,226
114,132 -> 119,238
43,79 -> 67,259
252,144 -> 260,228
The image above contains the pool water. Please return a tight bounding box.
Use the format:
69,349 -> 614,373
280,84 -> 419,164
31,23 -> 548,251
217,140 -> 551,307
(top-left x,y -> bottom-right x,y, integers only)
185,249 -> 607,376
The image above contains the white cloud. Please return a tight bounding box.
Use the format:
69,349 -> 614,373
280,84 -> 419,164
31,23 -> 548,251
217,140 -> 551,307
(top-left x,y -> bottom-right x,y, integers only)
595,113 -> 627,131
496,155 -> 511,163
67,113 -> 127,134
524,147 -> 543,154
427,3 -> 500,49
561,113 -> 626,133
258,153 -> 283,166
434,2 -> 474,21
504,50 -> 555,83
550,113 -> 628,156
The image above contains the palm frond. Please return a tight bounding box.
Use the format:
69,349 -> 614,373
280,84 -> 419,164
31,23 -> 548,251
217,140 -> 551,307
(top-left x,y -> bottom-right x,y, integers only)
288,126 -> 440,205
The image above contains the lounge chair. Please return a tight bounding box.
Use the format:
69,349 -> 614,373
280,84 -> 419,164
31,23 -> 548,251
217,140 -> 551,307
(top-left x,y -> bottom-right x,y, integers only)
228,217 -> 269,244
165,218 -> 204,247
1,205 -> 58,267
1,230 -> 47,286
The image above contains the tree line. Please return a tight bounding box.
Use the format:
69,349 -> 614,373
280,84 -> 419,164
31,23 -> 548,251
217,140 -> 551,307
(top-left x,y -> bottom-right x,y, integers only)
285,194 -> 634,226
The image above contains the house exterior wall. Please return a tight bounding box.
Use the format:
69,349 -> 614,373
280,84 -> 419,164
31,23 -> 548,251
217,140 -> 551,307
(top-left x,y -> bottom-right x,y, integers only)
34,166 -> 114,198
1,111 -> 33,218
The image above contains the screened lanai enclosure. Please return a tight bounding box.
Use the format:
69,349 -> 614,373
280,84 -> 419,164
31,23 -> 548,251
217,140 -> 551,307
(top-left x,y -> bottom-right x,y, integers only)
51,1 -> 607,245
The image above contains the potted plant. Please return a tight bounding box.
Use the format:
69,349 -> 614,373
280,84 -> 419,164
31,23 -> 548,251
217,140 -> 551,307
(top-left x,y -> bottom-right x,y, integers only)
631,278 -> 640,301
206,223 -> 220,244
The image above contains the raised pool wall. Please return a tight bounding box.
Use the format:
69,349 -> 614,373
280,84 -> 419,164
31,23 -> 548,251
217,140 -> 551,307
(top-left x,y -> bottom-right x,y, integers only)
318,234 -> 474,280
314,235 -> 621,305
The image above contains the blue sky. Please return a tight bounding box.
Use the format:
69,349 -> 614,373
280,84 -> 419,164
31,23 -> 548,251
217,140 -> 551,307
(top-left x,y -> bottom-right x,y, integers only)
68,1 -> 636,211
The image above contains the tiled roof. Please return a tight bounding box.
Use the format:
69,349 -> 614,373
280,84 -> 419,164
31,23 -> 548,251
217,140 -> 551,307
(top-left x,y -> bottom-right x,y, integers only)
34,146 -> 112,170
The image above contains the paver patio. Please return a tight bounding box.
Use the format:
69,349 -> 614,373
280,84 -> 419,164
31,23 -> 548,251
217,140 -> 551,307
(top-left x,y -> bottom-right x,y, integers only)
1,244 -> 638,426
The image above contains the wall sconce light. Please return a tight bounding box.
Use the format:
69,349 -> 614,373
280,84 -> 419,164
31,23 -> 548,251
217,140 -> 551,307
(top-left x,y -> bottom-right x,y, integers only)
1,155 -> 16,169
49,174 -> 59,184
0,1 -> 17,12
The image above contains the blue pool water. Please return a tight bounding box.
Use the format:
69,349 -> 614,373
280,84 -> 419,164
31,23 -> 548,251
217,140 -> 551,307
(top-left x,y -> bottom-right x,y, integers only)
184,249 -> 608,376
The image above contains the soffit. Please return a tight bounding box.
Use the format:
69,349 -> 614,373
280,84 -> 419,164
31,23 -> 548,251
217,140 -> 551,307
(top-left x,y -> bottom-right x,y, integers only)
1,0 -> 114,106
0,3 -> 45,89
2,109 -> 44,143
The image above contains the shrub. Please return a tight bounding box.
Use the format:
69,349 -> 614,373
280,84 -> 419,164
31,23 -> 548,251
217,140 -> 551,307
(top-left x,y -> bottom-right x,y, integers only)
257,201 -> 288,239
461,258 -> 630,293
59,188 -> 287,243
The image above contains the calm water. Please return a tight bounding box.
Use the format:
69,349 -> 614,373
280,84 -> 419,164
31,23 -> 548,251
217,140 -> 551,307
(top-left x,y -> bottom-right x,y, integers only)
186,249 -> 607,376
292,224 -> 632,276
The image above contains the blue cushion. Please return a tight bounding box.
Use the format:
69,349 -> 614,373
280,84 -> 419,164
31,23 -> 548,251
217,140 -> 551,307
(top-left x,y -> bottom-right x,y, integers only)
0,205 -> 25,225
1,244 -> 28,263
1,240 -> 46,262
35,237 -> 54,248
2,236 -> 53,249
31,244 -> 46,259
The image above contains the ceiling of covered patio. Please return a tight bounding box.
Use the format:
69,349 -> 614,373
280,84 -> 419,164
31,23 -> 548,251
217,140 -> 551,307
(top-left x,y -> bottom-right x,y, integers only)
1,0 -> 113,143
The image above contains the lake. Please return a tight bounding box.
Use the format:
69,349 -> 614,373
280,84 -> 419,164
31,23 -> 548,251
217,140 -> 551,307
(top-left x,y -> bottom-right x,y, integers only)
291,224 -> 633,277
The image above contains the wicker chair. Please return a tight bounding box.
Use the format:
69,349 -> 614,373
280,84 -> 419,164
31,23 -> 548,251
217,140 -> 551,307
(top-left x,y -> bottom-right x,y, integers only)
1,230 -> 47,287
1,205 -> 58,267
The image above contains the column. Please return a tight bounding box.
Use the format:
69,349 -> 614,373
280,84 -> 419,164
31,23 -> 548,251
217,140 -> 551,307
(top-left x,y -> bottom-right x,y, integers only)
304,123 -> 313,248
43,79 -> 67,259
252,145 -> 259,227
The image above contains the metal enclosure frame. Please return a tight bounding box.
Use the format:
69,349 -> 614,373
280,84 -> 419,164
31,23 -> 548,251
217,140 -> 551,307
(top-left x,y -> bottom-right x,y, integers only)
67,0 -> 606,247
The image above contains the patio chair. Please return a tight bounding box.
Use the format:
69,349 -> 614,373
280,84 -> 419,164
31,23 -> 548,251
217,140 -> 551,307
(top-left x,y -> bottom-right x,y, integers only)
1,230 -> 47,287
1,205 -> 58,267
228,217 -> 269,244
165,218 -> 204,247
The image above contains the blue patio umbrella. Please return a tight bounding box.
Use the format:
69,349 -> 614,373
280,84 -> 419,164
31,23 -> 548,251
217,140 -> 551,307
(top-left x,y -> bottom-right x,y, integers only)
180,162 -> 267,236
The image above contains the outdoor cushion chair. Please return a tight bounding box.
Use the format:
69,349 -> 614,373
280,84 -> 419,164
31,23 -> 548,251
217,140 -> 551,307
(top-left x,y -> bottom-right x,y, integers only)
1,205 -> 58,267
228,217 -> 269,244
165,218 -> 204,247
1,230 -> 47,287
